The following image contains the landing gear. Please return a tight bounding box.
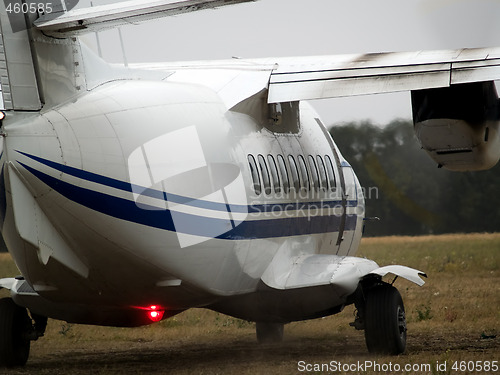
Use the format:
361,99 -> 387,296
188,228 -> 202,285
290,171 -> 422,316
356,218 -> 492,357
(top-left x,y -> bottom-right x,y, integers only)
0,298 -> 46,367
256,322 -> 284,344
364,284 -> 406,354
351,283 -> 407,355
0,298 -> 31,366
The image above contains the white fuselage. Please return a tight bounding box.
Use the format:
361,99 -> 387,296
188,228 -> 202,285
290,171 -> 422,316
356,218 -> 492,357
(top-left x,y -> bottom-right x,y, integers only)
0,78 -> 364,324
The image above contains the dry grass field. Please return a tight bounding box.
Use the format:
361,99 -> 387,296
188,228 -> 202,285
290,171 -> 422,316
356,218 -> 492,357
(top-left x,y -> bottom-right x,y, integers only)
1,233 -> 499,374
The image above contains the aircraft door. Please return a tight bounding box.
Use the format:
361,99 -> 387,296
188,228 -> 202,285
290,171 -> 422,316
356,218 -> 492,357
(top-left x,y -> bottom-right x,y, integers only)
312,116 -> 363,256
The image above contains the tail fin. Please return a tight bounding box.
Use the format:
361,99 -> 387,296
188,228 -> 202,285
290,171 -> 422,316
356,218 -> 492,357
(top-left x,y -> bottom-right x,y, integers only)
0,2 -> 115,111
0,2 -> 41,110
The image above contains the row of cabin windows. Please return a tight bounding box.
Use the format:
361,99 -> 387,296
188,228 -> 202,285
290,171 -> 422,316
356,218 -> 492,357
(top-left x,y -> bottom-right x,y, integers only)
248,153 -> 337,196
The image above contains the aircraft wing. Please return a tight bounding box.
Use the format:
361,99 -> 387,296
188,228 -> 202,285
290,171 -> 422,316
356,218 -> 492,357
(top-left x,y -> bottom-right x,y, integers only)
266,47 -> 500,103
34,0 -> 256,34
33,0 -> 500,103
129,47 -> 500,109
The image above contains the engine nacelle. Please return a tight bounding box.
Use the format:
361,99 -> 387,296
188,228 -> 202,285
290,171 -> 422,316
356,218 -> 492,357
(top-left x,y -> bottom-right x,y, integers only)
411,81 -> 500,171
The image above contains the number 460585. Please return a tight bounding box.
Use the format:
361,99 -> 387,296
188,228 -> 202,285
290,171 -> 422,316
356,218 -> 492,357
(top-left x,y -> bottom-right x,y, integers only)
451,361 -> 498,372
6,2 -> 53,14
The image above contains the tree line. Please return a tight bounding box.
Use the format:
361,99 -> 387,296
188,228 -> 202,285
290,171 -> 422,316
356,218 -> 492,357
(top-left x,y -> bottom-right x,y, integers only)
330,120 -> 500,236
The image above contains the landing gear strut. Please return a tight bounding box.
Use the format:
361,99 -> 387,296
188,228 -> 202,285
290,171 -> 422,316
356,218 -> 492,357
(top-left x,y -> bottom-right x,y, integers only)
351,282 -> 407,355
0,298 -> 46,367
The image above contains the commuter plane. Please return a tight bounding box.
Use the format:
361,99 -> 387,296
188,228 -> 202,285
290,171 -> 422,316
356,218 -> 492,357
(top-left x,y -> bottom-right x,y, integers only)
0,0 -> 499,366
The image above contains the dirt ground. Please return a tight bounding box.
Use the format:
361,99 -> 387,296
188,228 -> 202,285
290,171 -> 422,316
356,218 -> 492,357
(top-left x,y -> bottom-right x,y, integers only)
2,313 -> 499,375
1,233 -> 499,374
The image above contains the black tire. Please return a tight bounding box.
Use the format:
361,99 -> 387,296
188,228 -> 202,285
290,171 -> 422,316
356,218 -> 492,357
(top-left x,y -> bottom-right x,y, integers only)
364,284 -> 407,355
256,322 -> 284,344
0,298 -> 31,367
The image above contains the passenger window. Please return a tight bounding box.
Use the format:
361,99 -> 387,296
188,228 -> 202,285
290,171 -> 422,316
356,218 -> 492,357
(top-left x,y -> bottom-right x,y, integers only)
267,155 -> 281,194
248,154 -> 261,195
288,155 -> 300,192
316,155 -> 328,191
308,155 -> 320,192
298,155 -> 310,191
258,154 -> 271,196
324,155 -> 337,191
277,154 -> 290,193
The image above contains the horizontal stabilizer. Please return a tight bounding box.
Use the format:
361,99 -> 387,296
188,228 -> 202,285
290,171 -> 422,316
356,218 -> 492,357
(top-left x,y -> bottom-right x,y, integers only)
35,0 -> 256,35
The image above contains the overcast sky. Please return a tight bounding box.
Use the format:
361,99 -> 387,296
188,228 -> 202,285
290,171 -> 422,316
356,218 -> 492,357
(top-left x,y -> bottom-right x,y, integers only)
77,0 -> 500,126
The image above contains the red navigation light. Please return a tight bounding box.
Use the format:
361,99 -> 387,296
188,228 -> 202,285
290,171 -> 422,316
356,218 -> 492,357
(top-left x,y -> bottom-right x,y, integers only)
148,305 -> 165,322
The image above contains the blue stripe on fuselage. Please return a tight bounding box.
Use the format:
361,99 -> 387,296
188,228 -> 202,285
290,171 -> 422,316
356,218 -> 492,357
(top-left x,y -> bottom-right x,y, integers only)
17,160 -> 357,240
16,151 -> 357,214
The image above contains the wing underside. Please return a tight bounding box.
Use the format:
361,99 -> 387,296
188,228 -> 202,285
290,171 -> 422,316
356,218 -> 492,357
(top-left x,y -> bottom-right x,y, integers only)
35,0 -> 256,34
